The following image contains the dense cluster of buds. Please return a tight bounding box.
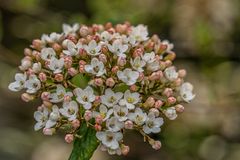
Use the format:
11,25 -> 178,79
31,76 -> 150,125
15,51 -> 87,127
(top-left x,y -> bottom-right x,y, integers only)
9,22 -> 195,156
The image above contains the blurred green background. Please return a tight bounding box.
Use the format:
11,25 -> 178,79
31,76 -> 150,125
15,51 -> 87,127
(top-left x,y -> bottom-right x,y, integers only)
0,0 -> 240,160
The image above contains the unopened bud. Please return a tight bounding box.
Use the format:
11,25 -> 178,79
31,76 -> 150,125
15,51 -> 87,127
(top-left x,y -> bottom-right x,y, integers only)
178,69 -> 187,78
106,78 -> 115,87
95,115 -> 103,124
111,66 -> 119,73
43,128 -> 55,136
167,97 -> 176,105
149,108 -> 160,117
144,97 -> 155,108
65,134 -> 74,143
68,67 -> 78,76
117,57 -> 127,67
24,48 -> 32,56
154,100 -> 163,109
163,88 -> 173,97
54,74 -> 63,82
39,72 -> 47,82
71,119 -> 80,129
99,54 -> 107,63
94,124 -> 102,131
21,93 -> 34,102
84,110 -> 92,121
41,92 -> 50,101
121,145 -> 130,156
130,85 -> 137,92
175,104 -> 184,113
124,120 -> 133,129
79,26 -> 89,37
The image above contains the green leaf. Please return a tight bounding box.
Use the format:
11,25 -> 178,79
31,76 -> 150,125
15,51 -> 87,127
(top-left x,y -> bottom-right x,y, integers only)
113,83 -> 129,92
69,122 -> 99,160
71,73 -> 90,89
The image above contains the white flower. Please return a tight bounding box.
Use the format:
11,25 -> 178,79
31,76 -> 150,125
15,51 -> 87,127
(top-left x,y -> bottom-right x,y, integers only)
40,48 -> 56,61
100,88 -> 123,107
74,86 -> 95,109
100,31 -> 112,42
63,40 -> 83,56
129,25 -> 148,42
113,105 -> 128,122
164,107 -> 177,120
19,58 -> 32,70
161,40 -> 174,52
8,73 -> 27,92
32,62 -> 42,73
146,60 -> 160,72
130,57 -> 146,72
63,23 -> 79,35
84,58 -> 106,76
96,131 -> 123,150
164,66 -> 179,81
117,68 -> 139,86
49,85 -> 73,103
179,82 -> 195,103
108,40 -> 128,57
45,105 -> 60,128
93,104 -> 113,121
106,117 -> 124,132
41,32 -> 62,43
119,90 -> 140,110
25,75 -> 41,94
34,107 -> 49,131
59,101 -> 79,121
142,52 -> 155,63
48,57 -> 64,74
128,107 -> 147,126
84,40 -> 101,56
143,113 -> 164,134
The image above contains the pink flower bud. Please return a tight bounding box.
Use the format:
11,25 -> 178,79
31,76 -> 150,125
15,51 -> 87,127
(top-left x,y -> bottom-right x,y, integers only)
41,92 -> 50,101
121,145 -> 130,156
175,104 -> 185,113
94,96 -> 101,103
65,134 -> 74,143
64,56 -> 73,68
167,97 -> 176,105
71,119 -> 80,129
152,140 -> 161,150
79,48 -> 87,57
54,74 -> 63,82
52,43 -> 62,52
101,46 -> 108,54
19,58 -> 32,71
174,78 -> 182,86
124,120 -> 133,129
149,72 -> 159,81
144,97 -> 155,108
156,70 -> 163,79
163,88 -> 173,97
95,115 -> 103,124
133,48 -> 144,58
64,95 -> 72,102
32,39 -> 43,50
149,108 -> 160,117
68,67 -> 78,76
94,124 -> 102,131
178,69 -> 186,78
43,128 -> 55,136
106,78 -> 115,87
66,35 -> 77,44
111,66 -> 119,73
24,48 -> 32,56
138,72 -> 144,81
98,54 -> 107,63
94,78 -> 103,86
79,26 -> 89,37
117,57 -> 127,66
79,60 -> 86,65
154,100 -> 163,109
79,65 -> 85,73
39,72 -> 47,82
21,93 -> 34,102
84,110 -> 92,121
165,60 -> 172,67
130,85 -> 137,92
116,24 -> 127,33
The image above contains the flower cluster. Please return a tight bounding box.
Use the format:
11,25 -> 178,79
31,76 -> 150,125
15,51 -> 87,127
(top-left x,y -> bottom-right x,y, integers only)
9,22 -> 195,156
